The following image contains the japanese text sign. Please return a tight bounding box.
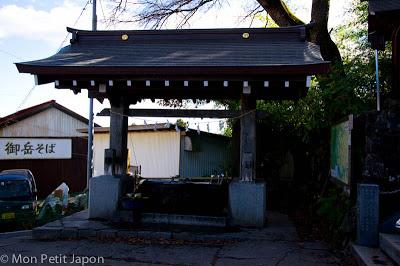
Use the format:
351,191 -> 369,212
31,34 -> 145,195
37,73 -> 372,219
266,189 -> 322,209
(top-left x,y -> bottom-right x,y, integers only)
0,138 -> 72,160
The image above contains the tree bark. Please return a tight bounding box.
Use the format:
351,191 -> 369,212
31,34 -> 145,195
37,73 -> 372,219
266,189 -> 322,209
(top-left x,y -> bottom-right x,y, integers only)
256,0 -> 342,64
309,0 -> 342,64
256,0 -> 304,26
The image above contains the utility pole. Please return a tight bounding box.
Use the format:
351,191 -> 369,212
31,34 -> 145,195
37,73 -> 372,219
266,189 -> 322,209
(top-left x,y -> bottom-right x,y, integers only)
87,0 -> 97,188
92,0 -> 97,31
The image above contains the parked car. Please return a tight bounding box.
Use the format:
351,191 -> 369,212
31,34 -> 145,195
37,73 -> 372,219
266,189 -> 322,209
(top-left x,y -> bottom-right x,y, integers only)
0,169 -> 38,227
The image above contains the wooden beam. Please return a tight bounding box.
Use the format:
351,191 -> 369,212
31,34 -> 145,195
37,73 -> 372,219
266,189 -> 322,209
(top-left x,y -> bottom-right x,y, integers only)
56,78 -> 308,100
99,84 -> 107,93
56,78 -> 306,89
98,109 -> 241,118
97,108 -> 270,119
18,64 -> 331,79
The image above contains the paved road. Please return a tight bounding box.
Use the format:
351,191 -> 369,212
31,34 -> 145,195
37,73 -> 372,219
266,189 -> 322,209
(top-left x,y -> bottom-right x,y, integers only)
0,233 -> 342,266
0,212 -> 347,266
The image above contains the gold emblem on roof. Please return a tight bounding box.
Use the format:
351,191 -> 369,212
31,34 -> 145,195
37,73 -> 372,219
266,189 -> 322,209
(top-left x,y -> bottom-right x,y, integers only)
242,32 -> 250,39
121,34 -> 129,41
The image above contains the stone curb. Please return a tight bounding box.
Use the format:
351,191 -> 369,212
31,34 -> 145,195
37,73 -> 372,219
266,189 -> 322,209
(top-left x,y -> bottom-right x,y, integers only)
32,226 -> 242,242
0,230 -> 32,240
33,227 -> 61,240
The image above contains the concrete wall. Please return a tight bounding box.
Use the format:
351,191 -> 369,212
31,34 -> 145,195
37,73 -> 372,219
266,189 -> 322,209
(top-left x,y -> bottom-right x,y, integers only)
93,131 -> 180,178
0,108 -> 88,137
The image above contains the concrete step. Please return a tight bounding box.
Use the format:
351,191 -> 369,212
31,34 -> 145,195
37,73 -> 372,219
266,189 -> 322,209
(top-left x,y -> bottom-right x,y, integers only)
142,213 -> 227,227
380,233 -> 400,265
352,243 -> 395,266
114,211 -> 227,228
0,230 -> 32,240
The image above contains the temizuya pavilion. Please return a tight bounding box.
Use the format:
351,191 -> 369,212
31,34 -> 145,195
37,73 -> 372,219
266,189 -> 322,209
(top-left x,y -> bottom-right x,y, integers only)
16,25 -> 329,227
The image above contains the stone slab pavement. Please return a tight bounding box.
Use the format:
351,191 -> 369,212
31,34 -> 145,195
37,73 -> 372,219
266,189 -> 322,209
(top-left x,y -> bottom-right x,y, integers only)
0,212 -> 344,266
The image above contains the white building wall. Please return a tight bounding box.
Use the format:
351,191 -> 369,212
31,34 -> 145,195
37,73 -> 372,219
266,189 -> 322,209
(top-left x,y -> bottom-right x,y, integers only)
0,108 -> 88,137
93,131 -> 180,178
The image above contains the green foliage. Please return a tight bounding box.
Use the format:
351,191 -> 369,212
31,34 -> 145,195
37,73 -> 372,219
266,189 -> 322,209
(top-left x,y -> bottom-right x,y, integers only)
254,13 -> 279,28
333,1 -> 392,100
317,189 -> 351,227
176,118 -> 188,128
220,0 -> 391,143
223,126 -> 232,137
316,188 -> 353,248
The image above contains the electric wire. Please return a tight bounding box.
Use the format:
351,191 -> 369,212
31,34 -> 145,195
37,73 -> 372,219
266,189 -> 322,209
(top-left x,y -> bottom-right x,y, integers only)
16,85 -> 36,111
0,48 -> 24,61
99,0 -> 107,26
57,0 -> 91,52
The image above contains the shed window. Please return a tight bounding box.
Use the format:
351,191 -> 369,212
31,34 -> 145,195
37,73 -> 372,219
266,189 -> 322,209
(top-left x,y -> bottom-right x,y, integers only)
184,136 -> 193,151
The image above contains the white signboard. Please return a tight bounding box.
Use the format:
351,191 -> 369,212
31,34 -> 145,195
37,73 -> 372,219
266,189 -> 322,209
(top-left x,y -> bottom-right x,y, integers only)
0,138 -> 72,160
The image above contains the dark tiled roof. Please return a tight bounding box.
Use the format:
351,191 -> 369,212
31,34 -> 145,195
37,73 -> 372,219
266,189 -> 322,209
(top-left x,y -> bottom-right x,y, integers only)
0,100 -> 100,128
16,25 -> 328,76
369,0 -> 400,14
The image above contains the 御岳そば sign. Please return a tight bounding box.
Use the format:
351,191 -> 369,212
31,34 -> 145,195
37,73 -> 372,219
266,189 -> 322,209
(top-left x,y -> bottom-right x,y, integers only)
0,138 -> 72,160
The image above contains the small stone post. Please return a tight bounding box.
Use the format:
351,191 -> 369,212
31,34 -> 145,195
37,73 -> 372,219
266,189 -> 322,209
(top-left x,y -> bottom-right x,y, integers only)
357,184 -> 380,247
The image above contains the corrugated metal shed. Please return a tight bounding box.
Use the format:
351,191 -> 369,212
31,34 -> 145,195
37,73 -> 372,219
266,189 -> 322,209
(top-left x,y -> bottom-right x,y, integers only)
93,130 -> 180,178
0,108 -> 87,137
0,100 -> 95,137
90,125 -> 230,179
179,132 -> 230,178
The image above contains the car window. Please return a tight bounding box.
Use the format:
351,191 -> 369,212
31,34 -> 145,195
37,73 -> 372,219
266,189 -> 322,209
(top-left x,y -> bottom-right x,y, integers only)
27,173 -> 37,192
0,179 -> 31,199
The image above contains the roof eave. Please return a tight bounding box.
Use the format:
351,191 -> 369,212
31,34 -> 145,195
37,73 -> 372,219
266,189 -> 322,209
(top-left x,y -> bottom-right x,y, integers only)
16,63 -> 330,81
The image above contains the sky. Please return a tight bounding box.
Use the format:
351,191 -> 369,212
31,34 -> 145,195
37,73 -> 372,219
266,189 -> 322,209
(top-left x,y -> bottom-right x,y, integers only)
0,0 -> 351,133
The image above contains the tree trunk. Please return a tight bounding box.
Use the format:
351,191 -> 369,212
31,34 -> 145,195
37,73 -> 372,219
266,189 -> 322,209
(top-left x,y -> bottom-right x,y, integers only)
257,0 -> 342,64
257,0 -> 303,26
309,0 -> 342,64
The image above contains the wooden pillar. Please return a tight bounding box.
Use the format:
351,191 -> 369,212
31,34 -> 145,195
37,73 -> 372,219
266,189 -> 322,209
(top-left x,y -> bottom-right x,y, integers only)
105,95 -> 129,176
240,94 -> 256,182
392,26 -> 400,98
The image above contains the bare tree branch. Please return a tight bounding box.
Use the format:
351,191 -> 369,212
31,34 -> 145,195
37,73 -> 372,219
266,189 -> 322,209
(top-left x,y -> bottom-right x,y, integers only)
241,4 -> 266,28
107,0 -> 221,28
104,0 -> 342,63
